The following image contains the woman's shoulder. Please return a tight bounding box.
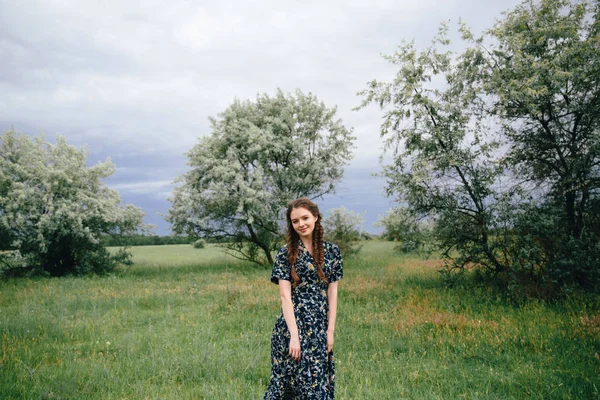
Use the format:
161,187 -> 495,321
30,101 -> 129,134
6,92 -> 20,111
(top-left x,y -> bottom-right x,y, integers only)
323,241 -> 341,253
277,244 -> 289,254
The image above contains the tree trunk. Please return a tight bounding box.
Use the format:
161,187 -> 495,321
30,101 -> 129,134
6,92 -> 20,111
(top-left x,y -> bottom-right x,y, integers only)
565,189 -> 576,237
575,187 -> 589,238
247,223 -> 274,265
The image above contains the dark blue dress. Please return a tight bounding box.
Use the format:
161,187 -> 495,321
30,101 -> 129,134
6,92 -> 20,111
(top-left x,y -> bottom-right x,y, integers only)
264,241 -> 344,399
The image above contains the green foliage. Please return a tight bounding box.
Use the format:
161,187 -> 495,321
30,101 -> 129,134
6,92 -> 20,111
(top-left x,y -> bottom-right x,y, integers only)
359,0 -> 600,297
192,239 -> 206,249
359,231 -> 372,240
322,206 -> 364,257
0,129 -> 146,277
495,200 -> 600,299
358,21 -> 509,280
375,207 -> 434,254
482,0 -> 600,293
168,89 -> 355,265
101,234 -> 193,247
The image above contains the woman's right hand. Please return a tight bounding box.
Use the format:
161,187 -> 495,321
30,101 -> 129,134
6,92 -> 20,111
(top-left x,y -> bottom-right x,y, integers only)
289,335 -> 301,361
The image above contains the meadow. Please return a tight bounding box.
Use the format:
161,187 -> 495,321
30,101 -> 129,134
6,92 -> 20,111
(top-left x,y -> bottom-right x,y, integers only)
1,241 -> 599,399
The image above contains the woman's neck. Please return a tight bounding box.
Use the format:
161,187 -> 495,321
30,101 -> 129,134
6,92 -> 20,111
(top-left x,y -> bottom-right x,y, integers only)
300,237 -> 313,254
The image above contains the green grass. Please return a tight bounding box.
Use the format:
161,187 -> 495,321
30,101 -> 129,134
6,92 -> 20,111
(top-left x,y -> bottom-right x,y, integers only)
1,241 -> 599,399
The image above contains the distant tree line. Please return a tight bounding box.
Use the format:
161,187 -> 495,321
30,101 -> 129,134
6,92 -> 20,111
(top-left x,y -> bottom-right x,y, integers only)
100,235 -> 194,247
100,234 -> 232,247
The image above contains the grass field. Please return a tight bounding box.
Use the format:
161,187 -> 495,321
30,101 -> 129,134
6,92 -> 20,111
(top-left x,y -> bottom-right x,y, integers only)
1,241 -> 599,399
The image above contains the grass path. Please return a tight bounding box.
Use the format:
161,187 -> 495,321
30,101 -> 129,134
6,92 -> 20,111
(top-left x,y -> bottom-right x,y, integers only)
1,242 -> 599,399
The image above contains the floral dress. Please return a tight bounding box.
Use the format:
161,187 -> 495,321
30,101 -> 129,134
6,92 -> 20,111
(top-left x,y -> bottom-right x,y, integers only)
264,241 -> 344,400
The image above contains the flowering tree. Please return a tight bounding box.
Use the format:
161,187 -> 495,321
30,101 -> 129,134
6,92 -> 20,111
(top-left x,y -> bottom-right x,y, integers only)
0,129 -> 147,276
168,89 -> 355,264
359,0 -> 600,295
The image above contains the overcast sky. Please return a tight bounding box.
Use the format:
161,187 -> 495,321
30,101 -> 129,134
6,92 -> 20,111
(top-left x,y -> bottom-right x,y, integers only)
1,0 -> 523,235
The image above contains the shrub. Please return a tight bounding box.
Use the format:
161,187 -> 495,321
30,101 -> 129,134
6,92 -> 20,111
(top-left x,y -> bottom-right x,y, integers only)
193,239 -> 206,249
323,206 -> 364,258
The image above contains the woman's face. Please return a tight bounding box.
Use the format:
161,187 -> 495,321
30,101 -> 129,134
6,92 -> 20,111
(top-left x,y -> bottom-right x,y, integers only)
290,207 -> 318,240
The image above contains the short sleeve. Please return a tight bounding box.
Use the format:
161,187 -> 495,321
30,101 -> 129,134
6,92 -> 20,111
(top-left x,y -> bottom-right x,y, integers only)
329,244 -> 344,283
270,246 -> 292,284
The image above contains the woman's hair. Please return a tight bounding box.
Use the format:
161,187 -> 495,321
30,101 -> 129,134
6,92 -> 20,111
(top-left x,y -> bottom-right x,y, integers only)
286,197 -> 327,286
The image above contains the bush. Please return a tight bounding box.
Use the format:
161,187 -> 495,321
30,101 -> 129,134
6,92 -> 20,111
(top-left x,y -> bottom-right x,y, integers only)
376,207 -> 434,255
323,206 -> 364,258
193,239 -> 206,249
440,200 -> 600,300
502,202 -> 600,299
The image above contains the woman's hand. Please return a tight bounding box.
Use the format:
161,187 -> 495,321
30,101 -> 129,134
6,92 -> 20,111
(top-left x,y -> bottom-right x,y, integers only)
289,335 -> 301,361
327,330 -> 334,353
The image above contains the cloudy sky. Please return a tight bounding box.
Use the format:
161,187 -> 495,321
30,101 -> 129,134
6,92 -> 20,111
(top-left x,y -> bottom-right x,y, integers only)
1,0 -> 522,235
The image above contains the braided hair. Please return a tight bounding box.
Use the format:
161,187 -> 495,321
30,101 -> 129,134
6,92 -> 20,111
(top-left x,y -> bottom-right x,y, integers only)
286,198 -> 327,286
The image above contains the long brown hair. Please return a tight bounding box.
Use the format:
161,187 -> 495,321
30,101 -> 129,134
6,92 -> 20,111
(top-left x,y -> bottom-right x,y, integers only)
286,198 -> 327,286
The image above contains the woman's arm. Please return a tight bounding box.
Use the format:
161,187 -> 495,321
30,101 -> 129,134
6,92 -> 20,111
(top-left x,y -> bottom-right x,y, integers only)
279,279 -> 301,361
327,280 -> 339,353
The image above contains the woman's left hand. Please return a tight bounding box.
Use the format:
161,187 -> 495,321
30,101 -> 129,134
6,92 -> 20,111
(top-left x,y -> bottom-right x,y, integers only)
327,330 -> 334,353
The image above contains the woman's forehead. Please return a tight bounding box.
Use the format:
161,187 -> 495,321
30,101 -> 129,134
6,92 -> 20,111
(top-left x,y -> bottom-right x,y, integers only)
290,207 -> 312,220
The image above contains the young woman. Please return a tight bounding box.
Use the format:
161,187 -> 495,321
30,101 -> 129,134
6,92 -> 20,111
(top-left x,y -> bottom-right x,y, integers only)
264,198 -> 343,399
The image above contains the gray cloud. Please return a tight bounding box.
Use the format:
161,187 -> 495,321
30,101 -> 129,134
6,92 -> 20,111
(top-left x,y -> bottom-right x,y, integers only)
1,0 -> 523,234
